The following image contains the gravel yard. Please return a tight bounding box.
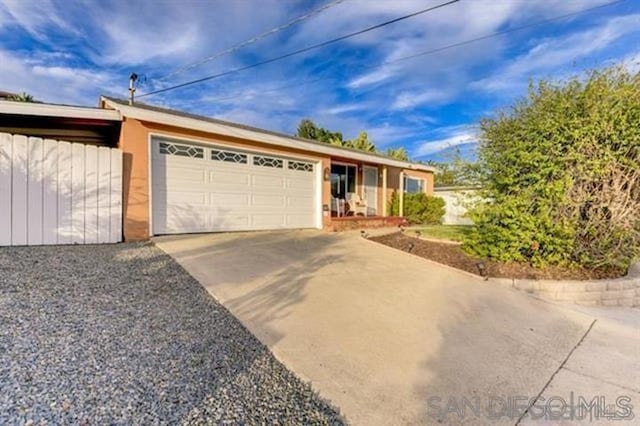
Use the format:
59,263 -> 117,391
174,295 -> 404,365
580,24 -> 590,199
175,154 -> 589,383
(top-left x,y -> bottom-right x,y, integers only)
0,243 -> 344,425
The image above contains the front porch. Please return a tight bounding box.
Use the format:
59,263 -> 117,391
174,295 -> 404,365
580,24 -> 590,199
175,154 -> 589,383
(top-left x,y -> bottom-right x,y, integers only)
329,160 -> 386,218
323,157 -> 434,231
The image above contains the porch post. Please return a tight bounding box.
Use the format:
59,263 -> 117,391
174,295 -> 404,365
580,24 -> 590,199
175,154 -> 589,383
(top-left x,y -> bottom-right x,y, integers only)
399,171 -> 404,217
382,166 -> 388,217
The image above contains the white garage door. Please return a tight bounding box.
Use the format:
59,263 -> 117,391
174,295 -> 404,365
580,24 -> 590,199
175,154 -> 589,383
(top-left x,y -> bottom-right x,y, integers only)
151,138 -> 318,235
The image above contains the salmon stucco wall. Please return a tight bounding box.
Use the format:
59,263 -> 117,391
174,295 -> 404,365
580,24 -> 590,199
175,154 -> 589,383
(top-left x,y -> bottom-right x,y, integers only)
384,168 -> 434,208
119,118 -> 151,241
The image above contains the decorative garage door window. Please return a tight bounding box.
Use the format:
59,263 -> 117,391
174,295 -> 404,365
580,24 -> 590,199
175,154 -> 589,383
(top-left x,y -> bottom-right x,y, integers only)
288,160 -> 314,172
159,142 -> 204,159
253,155 -> 283,168
211,149 -> 248,164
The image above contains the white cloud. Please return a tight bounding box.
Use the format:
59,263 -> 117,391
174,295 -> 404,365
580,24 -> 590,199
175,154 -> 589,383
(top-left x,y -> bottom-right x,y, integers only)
0,49 -> 119,105
343,0 -> 611,92
414,126 -> 477,156
0,0 -> 77,38
322,103 -> 367,115
473,14 -> 640,93
367,123 -> 417,147
348,65 -> 398,88
391,88 -> 451,110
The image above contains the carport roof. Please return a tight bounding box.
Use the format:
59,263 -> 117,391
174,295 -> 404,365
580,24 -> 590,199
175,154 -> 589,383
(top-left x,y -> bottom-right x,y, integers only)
100,96 -> 436,172
0,100 -> 122,145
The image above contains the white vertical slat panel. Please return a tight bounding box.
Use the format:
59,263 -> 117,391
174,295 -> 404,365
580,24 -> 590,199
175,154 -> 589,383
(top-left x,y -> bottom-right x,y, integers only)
57,141 -> 73,245
11,135 -> 28,245
110,149 -> 122,242
27,137 -> 44,245
84,145 -> 99,244
0,133 -> 12,245
97,147 -> 111,243
42,139 -> 58,244
3,134 -> 123,246
71,143 -> 85,244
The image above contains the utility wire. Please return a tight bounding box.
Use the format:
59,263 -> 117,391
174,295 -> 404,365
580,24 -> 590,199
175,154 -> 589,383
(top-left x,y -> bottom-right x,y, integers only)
137,0 -> 460,98
186,0 -> 625,105
155,0 -> 348,82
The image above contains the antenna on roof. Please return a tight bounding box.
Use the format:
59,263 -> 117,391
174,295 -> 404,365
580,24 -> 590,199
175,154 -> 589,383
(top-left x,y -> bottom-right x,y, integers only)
128,73 -> 138,105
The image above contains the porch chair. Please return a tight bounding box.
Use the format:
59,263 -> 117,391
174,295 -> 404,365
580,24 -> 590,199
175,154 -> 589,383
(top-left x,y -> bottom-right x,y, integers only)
346,193 -> 368,216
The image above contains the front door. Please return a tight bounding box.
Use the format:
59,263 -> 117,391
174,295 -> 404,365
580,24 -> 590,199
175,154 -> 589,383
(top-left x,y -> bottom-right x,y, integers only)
363,166 -> 378,216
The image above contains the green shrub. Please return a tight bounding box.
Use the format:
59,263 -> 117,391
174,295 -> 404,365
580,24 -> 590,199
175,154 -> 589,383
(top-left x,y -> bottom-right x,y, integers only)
464,66 -> 640,269
388,191 -> 400,216
388,191 -> 445,225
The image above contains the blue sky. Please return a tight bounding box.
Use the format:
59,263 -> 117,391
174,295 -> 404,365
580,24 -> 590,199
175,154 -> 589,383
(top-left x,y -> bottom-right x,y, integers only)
1,0 -> 639,162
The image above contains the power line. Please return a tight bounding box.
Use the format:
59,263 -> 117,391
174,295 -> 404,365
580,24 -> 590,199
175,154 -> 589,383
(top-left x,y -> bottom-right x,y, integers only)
137,0 -> 460,98
154,0 -> 348,82
185,0 -> 626,106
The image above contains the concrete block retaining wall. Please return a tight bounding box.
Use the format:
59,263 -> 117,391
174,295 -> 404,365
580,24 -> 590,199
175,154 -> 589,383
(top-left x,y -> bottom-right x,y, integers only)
492,263 -> 640,307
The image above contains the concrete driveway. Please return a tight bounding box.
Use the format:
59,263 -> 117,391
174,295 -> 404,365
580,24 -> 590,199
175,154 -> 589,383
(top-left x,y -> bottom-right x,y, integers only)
155,230 -> 639,425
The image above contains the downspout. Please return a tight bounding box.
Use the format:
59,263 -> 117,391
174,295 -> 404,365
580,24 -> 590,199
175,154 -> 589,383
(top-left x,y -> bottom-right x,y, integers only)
399,170 -> 404,217
382,166 -> 388,217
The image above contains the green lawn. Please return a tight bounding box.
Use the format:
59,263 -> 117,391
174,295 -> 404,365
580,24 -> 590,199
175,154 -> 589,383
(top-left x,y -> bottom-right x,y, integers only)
407,225 -> 472,242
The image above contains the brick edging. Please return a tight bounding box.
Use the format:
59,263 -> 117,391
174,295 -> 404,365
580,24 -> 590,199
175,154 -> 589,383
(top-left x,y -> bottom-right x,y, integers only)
365,230 -> 639,308
490,263 -> 640,307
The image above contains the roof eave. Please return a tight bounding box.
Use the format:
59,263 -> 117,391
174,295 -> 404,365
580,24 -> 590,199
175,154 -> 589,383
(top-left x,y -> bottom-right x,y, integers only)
0,100 -> 122,121
101,97 -> 435,172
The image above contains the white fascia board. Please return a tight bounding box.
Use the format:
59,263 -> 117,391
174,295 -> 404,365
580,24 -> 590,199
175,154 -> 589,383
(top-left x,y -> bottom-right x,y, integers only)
103,98 -> 435,172
0,100 -> 121,121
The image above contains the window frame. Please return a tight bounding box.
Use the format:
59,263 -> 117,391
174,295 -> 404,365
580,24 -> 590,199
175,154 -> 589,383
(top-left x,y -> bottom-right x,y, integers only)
403,176 -> 425,194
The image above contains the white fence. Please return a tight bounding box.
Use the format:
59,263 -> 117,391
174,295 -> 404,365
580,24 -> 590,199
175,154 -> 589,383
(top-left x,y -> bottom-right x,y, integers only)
434,187 -> 480,225
0,133 -> 122,246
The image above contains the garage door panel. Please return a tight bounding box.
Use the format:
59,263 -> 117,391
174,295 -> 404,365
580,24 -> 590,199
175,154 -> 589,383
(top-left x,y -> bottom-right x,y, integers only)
155,212 -> 209,234
154,165 -> 206,184
209,170 -> 250,185
286,214 -> 315,227
210,192 -> 250,207
287,178 -> 314,190
252,194 -> 286,208
163,191 -> 206,205
286,195 -> 314,208
252,214 -> 286,227
213,214 -> 251,228
252,174 -> 285,188
152,139 -> 318,235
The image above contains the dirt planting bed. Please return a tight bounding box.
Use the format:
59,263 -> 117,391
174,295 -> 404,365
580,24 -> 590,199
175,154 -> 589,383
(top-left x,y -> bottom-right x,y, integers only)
370,232 -> 625,280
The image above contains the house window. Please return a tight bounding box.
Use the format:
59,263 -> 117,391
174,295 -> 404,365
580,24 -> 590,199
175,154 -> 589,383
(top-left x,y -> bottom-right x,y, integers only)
404,176 -> 424,194
331,164 -> 356,198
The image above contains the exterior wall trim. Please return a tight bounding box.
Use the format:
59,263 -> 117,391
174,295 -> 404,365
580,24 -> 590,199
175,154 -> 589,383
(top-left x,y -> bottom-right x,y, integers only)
362,164 -> 379,215
0,100 -> 121,121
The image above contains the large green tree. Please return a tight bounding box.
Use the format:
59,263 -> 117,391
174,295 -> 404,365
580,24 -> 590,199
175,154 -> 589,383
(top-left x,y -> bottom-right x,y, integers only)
465,66 -> 640,269
346,131 -> 376,152
385,147 -> 409,161
296,118 -> 344,145
7,92 -> 35,102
